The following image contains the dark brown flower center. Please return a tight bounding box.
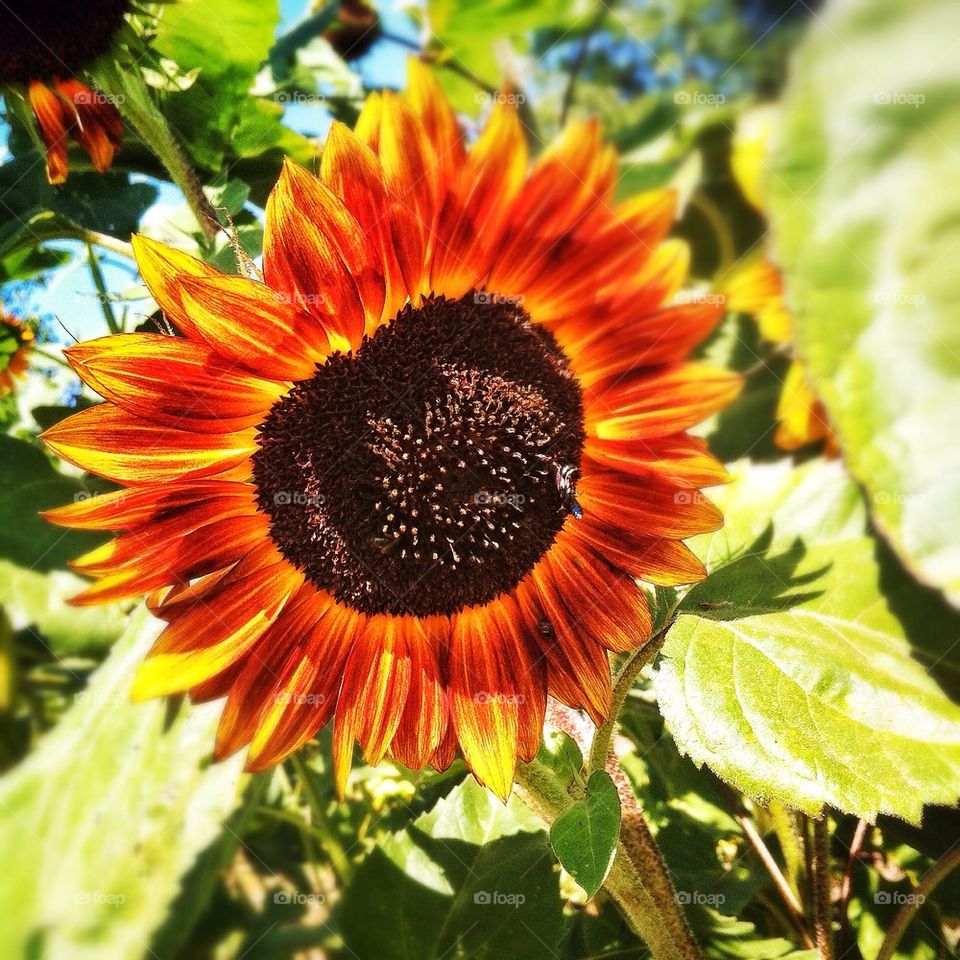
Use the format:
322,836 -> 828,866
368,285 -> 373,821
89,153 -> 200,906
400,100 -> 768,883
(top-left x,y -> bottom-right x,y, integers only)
253,292 -> 585,617
0,0 -> 130,85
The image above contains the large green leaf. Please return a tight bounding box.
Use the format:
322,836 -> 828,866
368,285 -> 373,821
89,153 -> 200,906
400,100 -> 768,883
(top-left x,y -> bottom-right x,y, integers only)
0,435 -> 107,572
338,776 -> 566,959
768,0 -> 960,606
152,0 -> 314,191
653,459 -> 960,823
0,607 -> 245,959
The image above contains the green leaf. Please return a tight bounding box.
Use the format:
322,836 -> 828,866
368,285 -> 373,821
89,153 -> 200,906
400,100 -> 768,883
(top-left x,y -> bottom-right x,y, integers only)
549,771 -> 620,897
768,0 -> 960,606
0,606 -> 245,959
339,776 -> 566,959
0,560 -> 127,654
152,0 -> 314,192
654,459 -> 960,823
0,435 -> 107,571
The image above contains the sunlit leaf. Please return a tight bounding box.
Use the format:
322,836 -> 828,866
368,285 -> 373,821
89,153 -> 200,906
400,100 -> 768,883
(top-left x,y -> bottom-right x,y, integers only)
0,607 -> 245,959
654,459 -> 960,823
768,0 -> 960,606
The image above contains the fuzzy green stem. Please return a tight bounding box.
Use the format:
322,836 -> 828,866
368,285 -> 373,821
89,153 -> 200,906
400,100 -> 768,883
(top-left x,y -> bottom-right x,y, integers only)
587,615 -> 675,775
90,62 -> 219,243
875,844 -> 960,960
514,759 -> 703,960
812,814 -> 835,960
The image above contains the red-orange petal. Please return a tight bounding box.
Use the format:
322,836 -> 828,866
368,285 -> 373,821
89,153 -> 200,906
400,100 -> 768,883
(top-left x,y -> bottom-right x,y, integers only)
585,364 -> 743,441
320,122 -> 407,323
42,405 -> 256,485
578,469 -> 723,540
541,533 -> 653,654
448,602 -> 540,800
132,547 -> 302,699
177,273 -> 331,380
28,80 -> 72,184
405,59 -> 465,189
246,599 -> 361,774
56,78 -> 122,174
584,434 -> 730,489
65,334 -> 285,432
430,99 -> 528,298
130,235 -> 221,340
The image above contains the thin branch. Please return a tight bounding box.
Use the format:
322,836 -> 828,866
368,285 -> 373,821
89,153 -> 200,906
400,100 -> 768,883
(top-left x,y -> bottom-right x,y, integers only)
812,813 -> 835,960
875,842 -> 960,960
85,242 -> 121,334
559,4 -> 608,128
837,818 -> 868,954
720,789 -> 814,949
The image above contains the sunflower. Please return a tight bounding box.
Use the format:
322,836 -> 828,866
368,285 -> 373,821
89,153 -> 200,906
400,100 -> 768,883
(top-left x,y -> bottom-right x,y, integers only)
42,62 -> 740,799
727,106 -> 839,456
0,0 -> 127,184
0,308 -> 34,396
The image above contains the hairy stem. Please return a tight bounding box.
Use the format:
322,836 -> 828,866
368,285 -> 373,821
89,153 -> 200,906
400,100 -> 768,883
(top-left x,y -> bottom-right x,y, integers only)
812,813 -> 835,960
91,62 -> 219,243
515,758 -> 703,960
587,617 -> 674,774
875,844 -> 960,960
837,818 -> 868,954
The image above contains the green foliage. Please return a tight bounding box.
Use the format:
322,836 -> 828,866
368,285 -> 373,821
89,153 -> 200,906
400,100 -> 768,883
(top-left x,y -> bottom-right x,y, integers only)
656,459 -> 960,822
339,777 -> 566,959
0,0 -> 957,957
0,435 -> 108,571
769,0 -> 960,606
0,607 -> 246,959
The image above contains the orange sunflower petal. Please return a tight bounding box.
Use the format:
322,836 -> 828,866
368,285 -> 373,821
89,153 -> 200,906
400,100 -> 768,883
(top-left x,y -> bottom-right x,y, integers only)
585,364 -> 743,440
28,80 -> 73,184
65,334 -> 285,432
405,59 -> 465,185
131,546 -> 302,700
42,405 -> 256,485
177,273 -> 331,380
449,601 -> 543,800
130,235 -> 222,340
430,99 -> 528,298
56,79 -> 122,174
247,600 -> 361,774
